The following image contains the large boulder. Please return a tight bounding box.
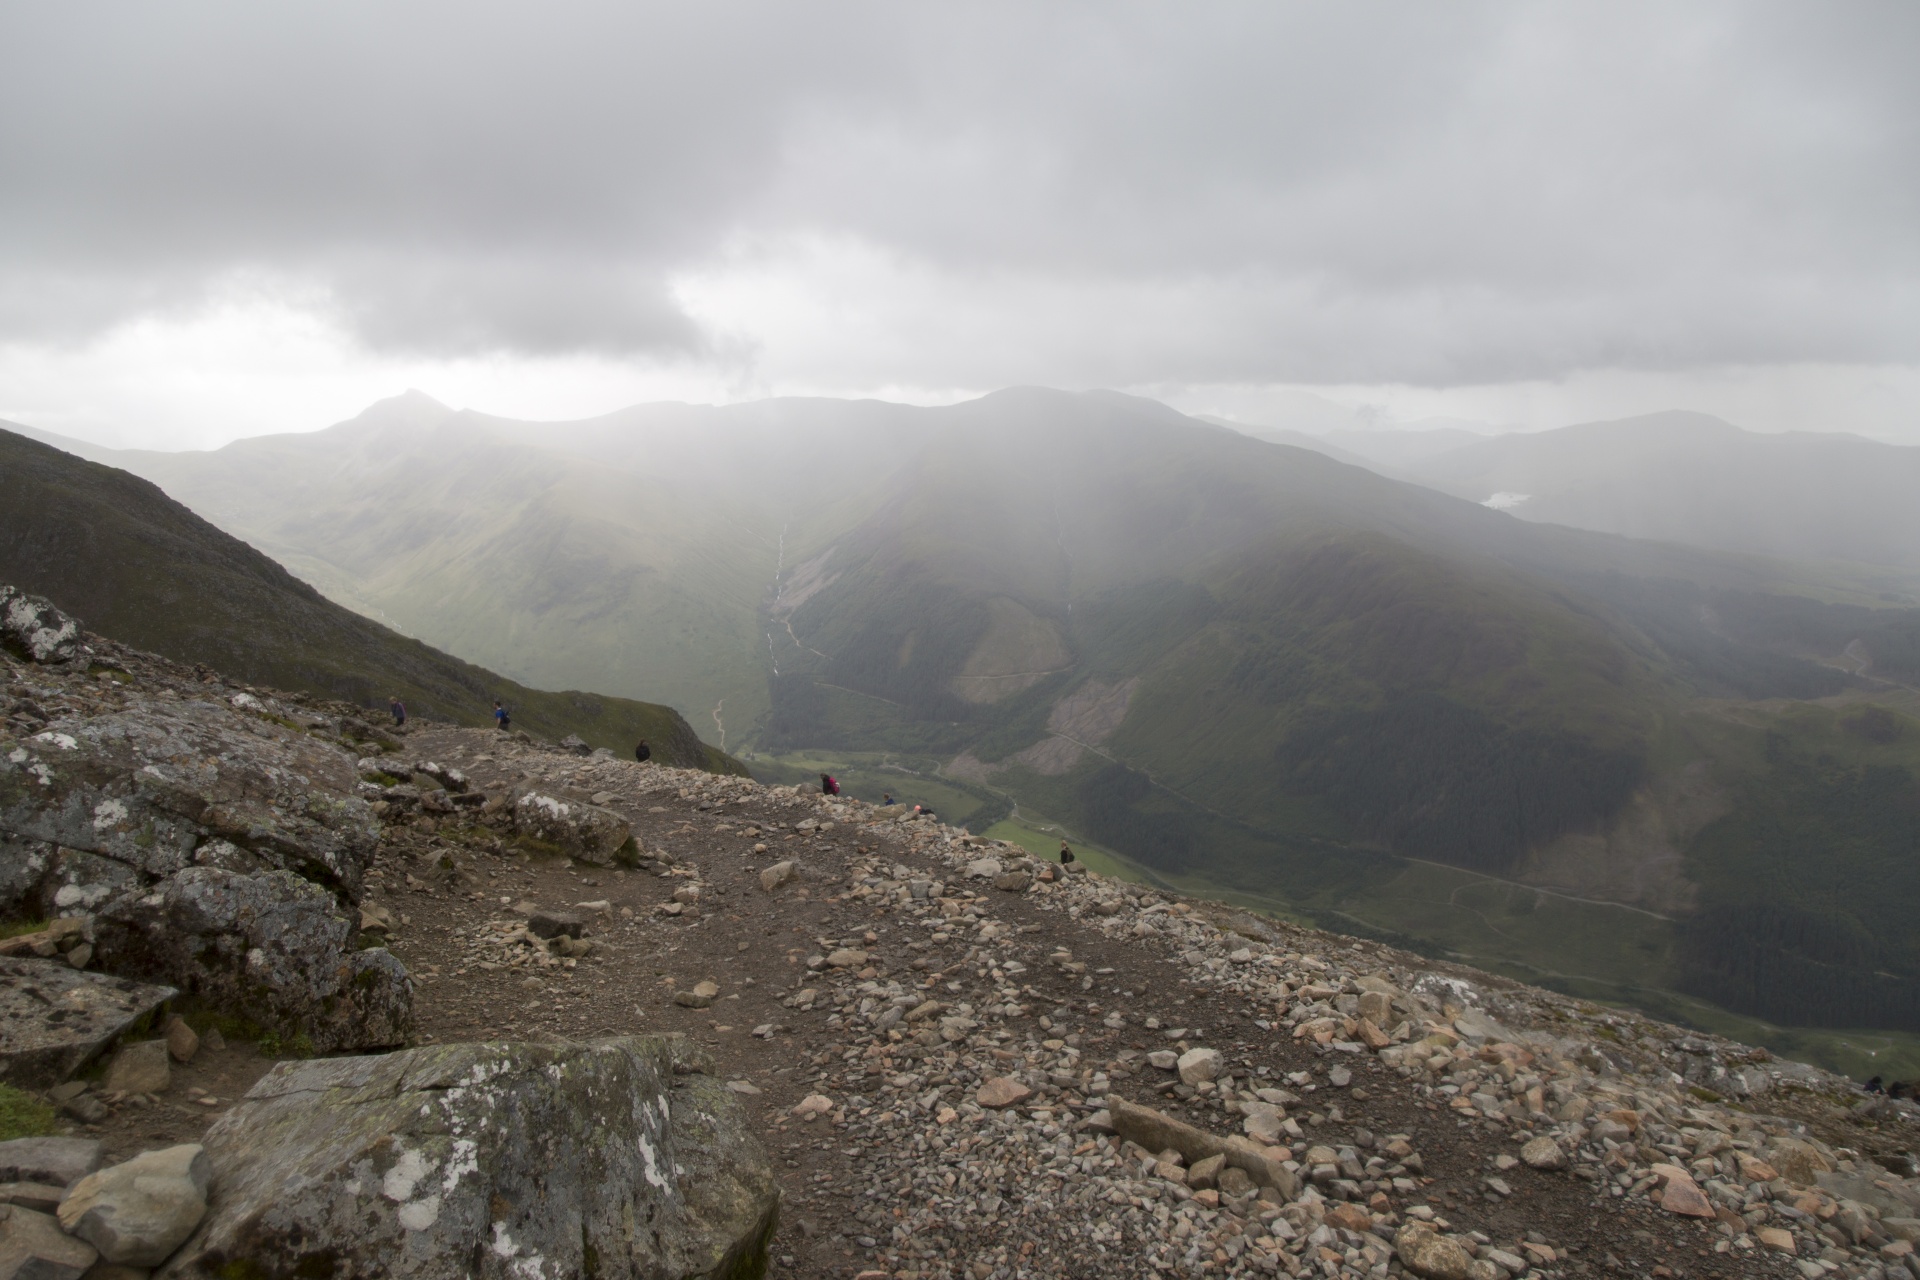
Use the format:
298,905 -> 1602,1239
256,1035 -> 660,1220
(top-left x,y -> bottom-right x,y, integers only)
0,587 -> 81,664
512,792 -> 634,866
58,1144 -> 212,1267
162,1035 -> 778,1279
95,867 -> 409,1054
0,956 -> 176,1088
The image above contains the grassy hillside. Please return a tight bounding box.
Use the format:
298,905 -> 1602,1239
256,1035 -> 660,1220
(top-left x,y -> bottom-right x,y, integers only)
0,426 -> 744,774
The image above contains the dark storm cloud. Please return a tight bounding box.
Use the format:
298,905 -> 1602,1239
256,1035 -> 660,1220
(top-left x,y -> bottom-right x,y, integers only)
1,1 -> 1914,381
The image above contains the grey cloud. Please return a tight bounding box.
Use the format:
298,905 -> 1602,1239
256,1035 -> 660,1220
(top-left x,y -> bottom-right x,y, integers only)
0,1 -> 1914,379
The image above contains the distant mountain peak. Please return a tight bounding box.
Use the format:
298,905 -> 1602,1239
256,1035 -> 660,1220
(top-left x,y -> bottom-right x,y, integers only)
348,388 -> 457,432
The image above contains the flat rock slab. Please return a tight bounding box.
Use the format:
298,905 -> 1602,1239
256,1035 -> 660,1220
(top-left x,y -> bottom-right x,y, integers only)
162,1034 -> 777,1280
0,956 -> 175,1088
0,1203 -> 98,1279
1106,1095 -> 1300,1200
0,1136 -> 103,1187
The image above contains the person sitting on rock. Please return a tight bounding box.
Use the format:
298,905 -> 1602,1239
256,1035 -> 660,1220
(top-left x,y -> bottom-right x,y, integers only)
493,699 -> 510,730
389,696 -> 406,727
882,792 -> 894,806
1059,840 -> 1076,865
821,773 -> 840,796
634,739 -> 651,763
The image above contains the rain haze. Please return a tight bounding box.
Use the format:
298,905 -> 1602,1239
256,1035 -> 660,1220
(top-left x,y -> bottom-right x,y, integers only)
1,1 -> 1916,446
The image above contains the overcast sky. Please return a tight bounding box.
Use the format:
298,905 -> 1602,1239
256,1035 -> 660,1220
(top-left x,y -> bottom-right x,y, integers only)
2,2 -> 1916,449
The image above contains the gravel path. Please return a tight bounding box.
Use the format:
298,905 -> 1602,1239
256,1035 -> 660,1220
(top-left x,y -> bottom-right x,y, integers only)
350,725 -> 1920,1280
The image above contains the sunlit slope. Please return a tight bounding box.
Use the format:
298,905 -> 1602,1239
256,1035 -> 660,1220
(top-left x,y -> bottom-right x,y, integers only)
0,426 -> 744,773
85,393 -> 944,735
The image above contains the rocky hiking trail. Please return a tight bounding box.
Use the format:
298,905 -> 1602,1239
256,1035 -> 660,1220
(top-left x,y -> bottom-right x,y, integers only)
4,590 -> 1920,1280
361,724 -> 1920,1280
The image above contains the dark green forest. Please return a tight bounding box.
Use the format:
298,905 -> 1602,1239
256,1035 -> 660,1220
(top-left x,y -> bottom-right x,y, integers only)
1272,694 -> 1645,874
1680,743 -> 1920,1029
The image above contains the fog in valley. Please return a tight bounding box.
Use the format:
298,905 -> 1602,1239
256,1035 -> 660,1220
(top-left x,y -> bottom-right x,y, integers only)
8,4 -> 1920,1224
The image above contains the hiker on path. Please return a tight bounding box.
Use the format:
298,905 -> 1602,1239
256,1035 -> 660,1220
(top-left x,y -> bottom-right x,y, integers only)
1059,840 -> 1076,866
389,696 -> 406,727
493,700 -> 511,731
821,773 -> 840,796
634,740 -> 651,763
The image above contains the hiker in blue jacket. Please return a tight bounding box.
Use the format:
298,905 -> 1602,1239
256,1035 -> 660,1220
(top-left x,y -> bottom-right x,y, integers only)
493,700 -> 510,730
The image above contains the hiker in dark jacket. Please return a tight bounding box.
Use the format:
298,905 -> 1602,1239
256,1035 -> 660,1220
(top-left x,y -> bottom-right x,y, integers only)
1059,840 -> 1076,865
634,740 -> 652,763
389,697 -> 406,727
821,774 -> 840,796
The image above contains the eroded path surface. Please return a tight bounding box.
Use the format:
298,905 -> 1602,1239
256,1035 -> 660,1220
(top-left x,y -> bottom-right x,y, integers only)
359,724 -> 1915,1280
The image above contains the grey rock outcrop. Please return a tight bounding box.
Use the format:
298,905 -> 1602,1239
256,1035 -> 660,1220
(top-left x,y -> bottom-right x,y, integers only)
1,694 -> 380,904
0,957 -> 176,1088
164,1035 -> 778,1280
512,791 -> 634,865
1,610 -> 410,1052
96,867 -> 409,1053
0,588 -> 81,665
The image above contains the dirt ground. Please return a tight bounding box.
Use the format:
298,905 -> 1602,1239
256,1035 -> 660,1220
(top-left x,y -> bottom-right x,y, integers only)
44,721 -> 1844,1279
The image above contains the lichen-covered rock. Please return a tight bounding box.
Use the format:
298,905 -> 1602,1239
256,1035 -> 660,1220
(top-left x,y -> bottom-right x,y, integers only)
0,696 -> 379,904
0,957 -> 177,1088
1395,1221 -> 1477,1280
1,680 -> 407,1052
512,791 -> 633,865
96,868 -> 409,1053
163,1035 -> 777,1280
0,587 -> 81,664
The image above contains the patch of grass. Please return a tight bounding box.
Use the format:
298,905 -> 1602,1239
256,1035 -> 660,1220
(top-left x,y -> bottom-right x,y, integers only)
0,1083 -> 56,1140
0,917 -> 48,941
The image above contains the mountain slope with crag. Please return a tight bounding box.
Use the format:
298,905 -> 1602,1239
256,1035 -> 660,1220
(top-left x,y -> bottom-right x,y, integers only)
0,426 -> 743,772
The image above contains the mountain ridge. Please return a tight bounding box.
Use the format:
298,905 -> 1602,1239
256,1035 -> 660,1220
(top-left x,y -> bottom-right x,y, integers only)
15,388 -> 1920,1048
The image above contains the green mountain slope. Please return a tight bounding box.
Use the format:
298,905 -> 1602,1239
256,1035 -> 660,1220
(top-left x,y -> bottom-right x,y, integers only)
0,426 -> 744,773
752,391 -> 1920,1039
26,387 -> 1920,1047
